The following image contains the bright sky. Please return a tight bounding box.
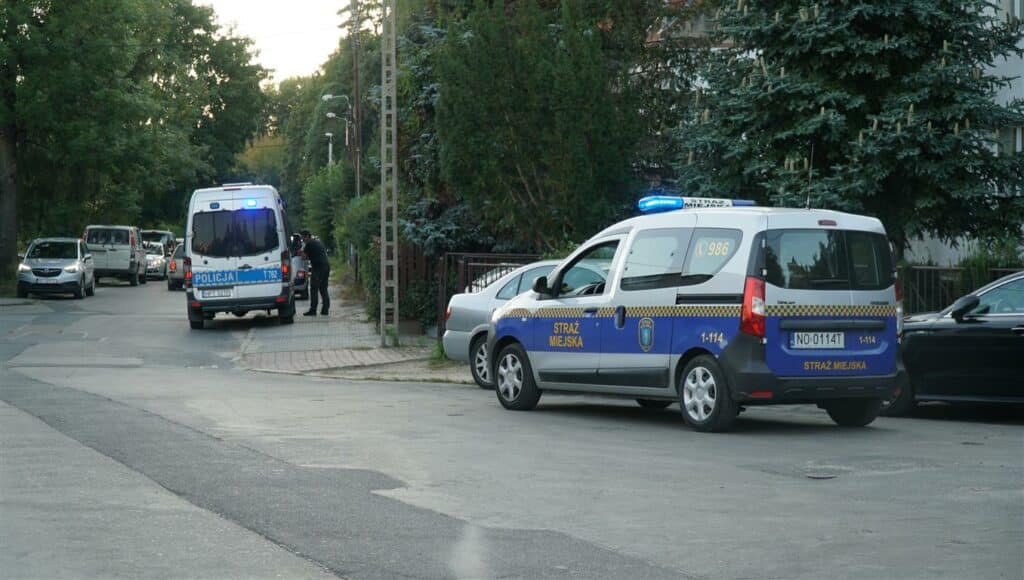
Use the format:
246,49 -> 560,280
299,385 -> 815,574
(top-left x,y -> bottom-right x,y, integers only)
200,0 -> 345,84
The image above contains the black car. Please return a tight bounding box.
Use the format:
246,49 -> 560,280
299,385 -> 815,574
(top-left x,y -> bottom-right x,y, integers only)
885,271 -> 1024,415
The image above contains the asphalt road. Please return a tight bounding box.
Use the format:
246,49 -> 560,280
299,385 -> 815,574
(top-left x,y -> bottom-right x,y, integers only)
1,281 -> 1022,579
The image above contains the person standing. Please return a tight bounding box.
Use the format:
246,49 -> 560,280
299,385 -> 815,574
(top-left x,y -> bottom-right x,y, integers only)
300,230 -> 330,316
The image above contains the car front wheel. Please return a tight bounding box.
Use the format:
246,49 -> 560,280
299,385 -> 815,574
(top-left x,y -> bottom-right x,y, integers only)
494,343 -> 541,411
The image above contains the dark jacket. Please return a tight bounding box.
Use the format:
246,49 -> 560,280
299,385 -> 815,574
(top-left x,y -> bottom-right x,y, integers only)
303,238 -> 329,272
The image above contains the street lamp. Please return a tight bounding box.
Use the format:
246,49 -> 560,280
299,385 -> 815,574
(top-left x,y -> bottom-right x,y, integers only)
322,94 -> 361,198
326,112 -> 349,147
324,132 -> 334,165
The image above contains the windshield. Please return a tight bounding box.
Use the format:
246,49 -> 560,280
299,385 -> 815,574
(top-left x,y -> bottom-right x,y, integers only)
86,228 -> 129,246
192,209 -> 278,258
142,231 -> 170,244
27,241 -> 77,260
145,245 -> 164,256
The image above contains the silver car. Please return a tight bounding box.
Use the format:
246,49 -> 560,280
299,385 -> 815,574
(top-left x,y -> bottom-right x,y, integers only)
443,260 -> 606,388
144,242 -> 168,279
167,244 -> 186,290
17,238 -> 96,299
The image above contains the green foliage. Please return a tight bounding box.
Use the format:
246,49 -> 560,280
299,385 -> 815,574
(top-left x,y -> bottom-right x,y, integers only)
336,191 -> 381,253
302,164 -> 354,250
0,0 -> 268,256
435,0 -> 650,251
673,0 -> 1024,254
404,280 -> 438,332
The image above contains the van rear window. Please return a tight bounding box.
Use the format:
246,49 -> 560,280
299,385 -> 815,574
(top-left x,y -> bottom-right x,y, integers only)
192,209 -> 278,257
86,229 -> 129,246
765,229 -> 894,291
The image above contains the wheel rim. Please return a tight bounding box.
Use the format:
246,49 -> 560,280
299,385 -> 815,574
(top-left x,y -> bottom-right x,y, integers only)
683,366 -> 717,422
497,353 -> 523,402
474,342 -> 490,384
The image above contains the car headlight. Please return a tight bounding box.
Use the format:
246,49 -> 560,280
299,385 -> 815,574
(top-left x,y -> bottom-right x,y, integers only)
63,264 -> 80,273
18,263 -> 31,272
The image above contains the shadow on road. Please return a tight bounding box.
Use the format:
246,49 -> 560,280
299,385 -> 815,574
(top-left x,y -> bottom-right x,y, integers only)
533,401 -> 849,435
905,403 -> 1024,426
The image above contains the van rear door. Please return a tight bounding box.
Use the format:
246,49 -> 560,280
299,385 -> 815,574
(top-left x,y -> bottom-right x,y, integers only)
763,214 -> 897,378
190,199 -> 240,302
230,192 -> 283,302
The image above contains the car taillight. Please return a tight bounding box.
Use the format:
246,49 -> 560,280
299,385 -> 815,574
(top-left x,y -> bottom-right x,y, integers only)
280,250 -> 290,279
169,260 -> 177,273
184,257 -> 192,288
445,306 -> 452,321
740,276 -> 766,338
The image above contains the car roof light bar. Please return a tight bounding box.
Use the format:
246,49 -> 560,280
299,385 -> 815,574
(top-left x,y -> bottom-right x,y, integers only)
638,196 -> 756,213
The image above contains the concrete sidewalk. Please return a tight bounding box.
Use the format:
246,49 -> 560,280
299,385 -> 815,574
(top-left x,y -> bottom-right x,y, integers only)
236,295 -> 476,384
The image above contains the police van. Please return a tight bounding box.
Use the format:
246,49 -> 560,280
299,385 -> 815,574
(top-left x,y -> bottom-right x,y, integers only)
184,184 -> 296,329
487,196 -> 906,432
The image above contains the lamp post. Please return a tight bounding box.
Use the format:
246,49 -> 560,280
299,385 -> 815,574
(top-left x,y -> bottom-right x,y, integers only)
325,132 -> 334,165
322,93 -> 360,198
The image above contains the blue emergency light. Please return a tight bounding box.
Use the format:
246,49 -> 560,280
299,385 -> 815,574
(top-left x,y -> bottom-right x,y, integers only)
637,195 -> 756,214
244,199 -> 258,208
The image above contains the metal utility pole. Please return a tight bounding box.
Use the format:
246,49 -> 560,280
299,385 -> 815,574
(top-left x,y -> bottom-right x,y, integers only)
350,0 -> 362,200
325,132 -> 334,165
379,0 -> 399,347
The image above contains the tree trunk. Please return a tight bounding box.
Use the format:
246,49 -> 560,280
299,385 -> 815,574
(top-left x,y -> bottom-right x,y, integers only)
0,125 -> 16,279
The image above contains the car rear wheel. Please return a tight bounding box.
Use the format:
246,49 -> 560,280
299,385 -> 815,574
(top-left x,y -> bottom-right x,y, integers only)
637,399 -> 672,409
129,273 -> 139,287
825,399 -> 882,427
139,270 -> 147,284
679,355 -> 737,432
16,287 -> 28,298
469,334 -> 493,389
495,343 -> 541,411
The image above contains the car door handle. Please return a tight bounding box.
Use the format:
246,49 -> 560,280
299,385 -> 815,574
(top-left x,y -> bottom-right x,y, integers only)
238,264 -> 253,270
1012,326 -> 1024,335
583,307 -> 599,316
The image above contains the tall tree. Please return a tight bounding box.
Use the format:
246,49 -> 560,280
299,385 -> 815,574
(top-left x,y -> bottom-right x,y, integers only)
673,0 -> 1024,254
0,0 -> 267,279
436,0 -> 655,251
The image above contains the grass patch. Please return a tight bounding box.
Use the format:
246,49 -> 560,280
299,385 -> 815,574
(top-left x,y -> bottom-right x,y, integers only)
427,339 -> 458,369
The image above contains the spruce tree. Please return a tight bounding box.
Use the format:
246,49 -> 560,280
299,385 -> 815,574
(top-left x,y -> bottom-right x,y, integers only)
673,0 -> 1024,254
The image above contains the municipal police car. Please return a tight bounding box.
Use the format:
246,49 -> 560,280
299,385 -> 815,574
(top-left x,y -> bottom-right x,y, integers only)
487,196 -> 907,432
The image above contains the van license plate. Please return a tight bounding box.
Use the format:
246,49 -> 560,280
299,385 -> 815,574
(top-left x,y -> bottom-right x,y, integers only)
791,332 -> 844,349
202,289 -> 232,298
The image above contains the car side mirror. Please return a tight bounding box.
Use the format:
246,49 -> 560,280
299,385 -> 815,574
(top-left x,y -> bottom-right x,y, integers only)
532,275 -> 549,295
84,254 -> 92,261
950,294 -> 980,322
17,254 -> 24,261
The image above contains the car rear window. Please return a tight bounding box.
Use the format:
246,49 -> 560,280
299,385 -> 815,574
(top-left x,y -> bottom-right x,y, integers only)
765,229 -> 893,291
172,244 -> 184,259
192,209 -> 278,257
86,228 -> 129,246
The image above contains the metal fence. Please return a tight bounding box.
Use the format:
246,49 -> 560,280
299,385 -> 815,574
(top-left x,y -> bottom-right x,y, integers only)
901,266 -> 1022,314
436,252 -> 540,335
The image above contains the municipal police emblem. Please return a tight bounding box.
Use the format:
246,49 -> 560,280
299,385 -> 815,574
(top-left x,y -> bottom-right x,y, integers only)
638,317 -> 655,352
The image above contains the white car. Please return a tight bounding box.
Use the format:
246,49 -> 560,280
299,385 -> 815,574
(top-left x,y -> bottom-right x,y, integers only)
443,260 -> 606,388
144,242 -> 168,279
17,238 -> 96,299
